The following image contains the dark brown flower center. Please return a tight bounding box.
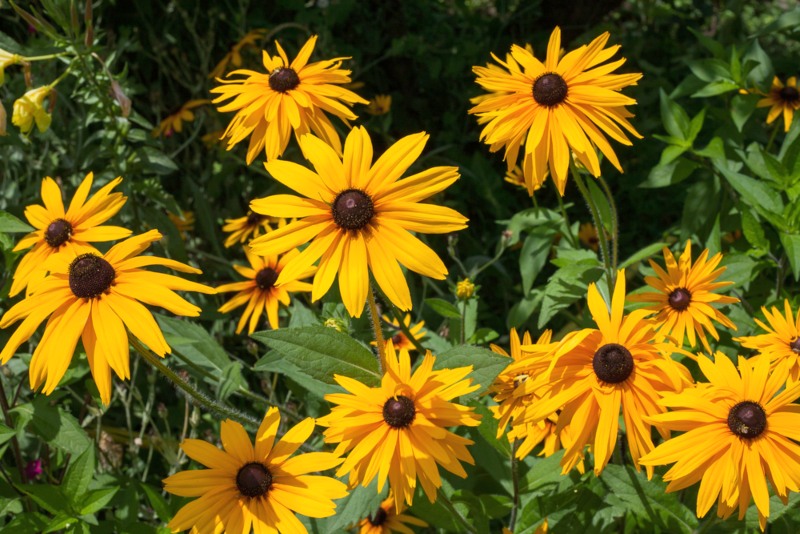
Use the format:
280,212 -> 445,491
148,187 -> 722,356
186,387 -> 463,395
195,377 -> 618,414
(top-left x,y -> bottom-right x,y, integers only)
255,267 -> 278,290
369,507 -> 388,526
69,254 -> 115,299
268,67 -> 300,93
790,337 -> 800,354
383,395 -> 416,428
668,288 -> 692,311
727,401 -> 766,439
533,73 -> 568,107
236,462 -> 273,498
592,343 -> 634,384
45,218 -> 73,248
246,211 -> 264,226
779,86 -> 800,103
332,189 -> 374,231
391,333 -> 403,345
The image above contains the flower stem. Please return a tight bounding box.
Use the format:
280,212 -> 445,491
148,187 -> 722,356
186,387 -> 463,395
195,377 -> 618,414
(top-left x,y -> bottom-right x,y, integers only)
596,175 -> 619,270
367,286 -> 386,373
571,165 -> 614,291
130,335 -> 260,428
437,487 -> 478,534
509,439 -> 521,531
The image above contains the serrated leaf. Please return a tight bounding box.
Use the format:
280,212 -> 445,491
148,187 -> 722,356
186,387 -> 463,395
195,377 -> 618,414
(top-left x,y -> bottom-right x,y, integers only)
78,487 -> 119,515
253,326 -> 380,387
425,297 -> 462,318
433,345 -> 508,401
15,396 -> 92,455
321,480 -> 386,531
156,315 -> 230,374
62,447 -> 95,503
0,211 -> 34,233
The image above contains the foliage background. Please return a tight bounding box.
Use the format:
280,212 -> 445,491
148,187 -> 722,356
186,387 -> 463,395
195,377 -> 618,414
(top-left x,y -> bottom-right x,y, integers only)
1,0 -> 800,532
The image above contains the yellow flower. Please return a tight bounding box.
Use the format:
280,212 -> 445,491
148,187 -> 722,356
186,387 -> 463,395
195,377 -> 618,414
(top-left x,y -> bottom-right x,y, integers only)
221,211 -> 284,248
250,126 -> 468,317
756,76 -> 800,132
152,99 -> 210,137
0,230 -> 216,404
318,341 -> 481,510
10,173 -> 131,297
640,354 -> 800,531
1,48 -> 23,86
373,313 -> 426,352
470,27 -> 642,195
504,164 -> 541,191
519,270 -> 690,476
456,278 -> 475,300
217,248 -> 314,333
163,407 -> 348,533
628,240 -> 739,352
12,85 -> 52,134
357,494 -> 428,534
208,28 -> 268,79
578,222 -> 600,251
366,94 -> 392,116
167,210 -> 195,234
211,35 -> 368,164
735,299 -> 800,382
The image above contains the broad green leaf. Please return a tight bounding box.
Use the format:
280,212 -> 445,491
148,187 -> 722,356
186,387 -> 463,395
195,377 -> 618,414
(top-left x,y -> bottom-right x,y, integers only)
619,242 -> 667,269
687,58 -> 730,83
253,326 -> 380,387
731,94 -> 758,132
156,315 -> 230,374
425,297 -> 462,319
686,108 -> 706,143
693,79 -> 738,97
287,300 -> 321,328
138,147 -> 178,174
780,233 -> 800,280
62,447 -> 95,504
752,8 -> 800,36
640,158 -> 699,188
742,39 -> 772,86
538,259 -> 603,328
21,484 -> 68,515
659,89 -> 690,141
78,488 -> 119,515
471,401 -> 511,456
715,165 -> 783,218
720,252 -> 760,289
519,228 -> 556,294
255,349 -> 341,398
321,480 -> 386,532
139,482 -> 171,523
693,136 -> 725,159
217,361 -> 244,401
433,345 -> 508,401
0,211 -> 34,233
0,421 -> 16,445
740,207 -> 770,253
508,290 -> 543,329
15,396 -> 92,455
657,144 -> 688,166
43,513 -> 78,533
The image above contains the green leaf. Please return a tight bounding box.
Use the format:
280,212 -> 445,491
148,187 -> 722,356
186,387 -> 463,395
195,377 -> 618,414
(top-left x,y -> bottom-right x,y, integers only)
78,487 -> 119,515
424,297 -> 462,319
138,147 -> 178,175
156,315 -> 230,374
139,482 -> 171,522
252,326 -> 380,387
780,233 -> 800,280
692,79 -> 738,98
254,349 -> 341,398
0,211 -> 34,233
217,361 -> 244,402
43,513 -> 79,533
62,447 -> 95,504
15,396 -> 92,455
715,164 -> 783,218
0,421 -> 16,445
720,252 -> 760,289
538,258 -> 603,328
659,89 -> 690,141
321,480 -> 386,532
21,484 -> 68,515
640,158 -> 699,188
693,136 -> 725,159
731,94 -> 758,132
752,8 -> 800,36
433,345 -> 508,401
619,242 -> 667,269
519,228 -> 556,294
740,207 -> 770,253
687,58 -> 730,82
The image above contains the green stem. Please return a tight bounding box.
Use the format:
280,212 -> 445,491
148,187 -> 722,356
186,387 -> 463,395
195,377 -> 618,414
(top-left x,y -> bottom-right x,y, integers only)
596,175 -> 619,270
384,304 -> 427,355
22,52 -> 69,62
571,165 -> 614,291
509,439 -> 521,531
437,487 -> 477,534
765,121 -> 780,153
367,286 -> 386,373
554,181 -> 578,248
130,335 -> 260,428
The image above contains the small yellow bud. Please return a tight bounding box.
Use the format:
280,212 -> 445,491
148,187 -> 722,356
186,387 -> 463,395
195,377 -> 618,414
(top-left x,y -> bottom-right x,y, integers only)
323,317 -> 345,332
456,278 -> 475,300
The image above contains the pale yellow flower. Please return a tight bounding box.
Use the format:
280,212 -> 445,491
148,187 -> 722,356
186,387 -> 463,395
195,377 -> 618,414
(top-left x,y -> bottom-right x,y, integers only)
12,86 -> 52,134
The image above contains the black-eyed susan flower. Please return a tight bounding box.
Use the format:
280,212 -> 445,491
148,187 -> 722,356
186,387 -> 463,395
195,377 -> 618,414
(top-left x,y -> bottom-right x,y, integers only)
357,493 -> 428,534
152,99 -> 211,137
640,354 -> 800,531
318,341 -> 481,510
10,173 -> 131,297
628,240 -> 739,352
209,28 -> 268,79
736,299 -> 800,382
163,406 -> 348,533
12,85 -> 53,134
756,76 -> 799,133
470,27 -> 642,195
211,35 -> 368,164
167,210 -> 195,235
217,248 -> 314,333
221,211 -> 283,249
250,126 -> 467,318
365,94 -> 392,116
377,313 -> 426,352
0,230 -> 215,405
518,270 -> 690,476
